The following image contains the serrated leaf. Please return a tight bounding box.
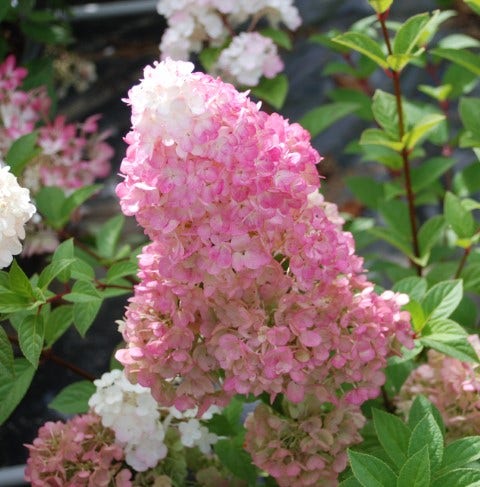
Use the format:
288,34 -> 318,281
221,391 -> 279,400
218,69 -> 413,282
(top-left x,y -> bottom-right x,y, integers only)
440,437 -> 480,473
418,215 -> 446,258
408,413 -> 444,471
420,334 -> 479,363
348,450 -> 397,486
368,0 -> 393,13
73,300 -> 101,337
418,84 -> 452,102
214,435 -> 258,483
369,226 -> 415,259
360,128 -> 404,151
372,409 -> 411,468
422,280 -> 463,321
393,276 -> 428,301
444,192 -> 477,239
44,305 -> 74,347
408,396 -> 445,436
339,477 -> 363,487
432,48 -> 480,76
371,90 -> 399,138
0,358 -> 35,425
332,32 -> 389,69
95,214 -> 124,259
9,259 -> 33,298
411,157 -> 455,193
397,446 -> 430,487
0,326 -> 14,376
52,239 -> 74,282
404,300 -> 426,331
432,468 -> 480,487
393,13 -> 431,55
61,184 -> 101,225
64,280 -> 101,303
0,292 -> 31,313
251,74 -> 288,109
199,46 -> 222,71
106,261 -> 138,283
299,102 -> 359,138
37,258 -> 75,290
17,313 -> 44,368
49,380 -> 95,415
346,176 -> 384,209
460,97 -> 480,139
5,132 -> 39,176
403,114 -> 446,150
35,186 -> 66,228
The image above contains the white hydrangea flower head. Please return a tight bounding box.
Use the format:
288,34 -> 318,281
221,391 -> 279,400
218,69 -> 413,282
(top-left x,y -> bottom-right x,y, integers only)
89,369 -> 167,472
177,418 -> 218,453
0,164 -> 35,268
214,32 -> 284,86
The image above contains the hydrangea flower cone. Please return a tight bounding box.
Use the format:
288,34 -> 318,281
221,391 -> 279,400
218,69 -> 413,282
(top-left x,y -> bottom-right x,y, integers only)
116,59 -> 413,415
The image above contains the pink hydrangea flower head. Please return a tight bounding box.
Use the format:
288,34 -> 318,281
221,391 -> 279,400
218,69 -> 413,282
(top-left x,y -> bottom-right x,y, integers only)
24,413 -> 133,486
396,335 -> 480,440
244,396 -> 366,486
116,59 -> 413,413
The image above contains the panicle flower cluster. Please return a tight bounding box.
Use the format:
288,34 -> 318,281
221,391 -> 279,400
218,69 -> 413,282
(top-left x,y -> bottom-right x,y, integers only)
396,335 -> 480,440
89,369 -> 168,472
0,164 -> 35,267
24,413 -> 133,487
0,55 -> 112,194
157,0 -> 299,86
244,397 -> 365,486
116,58 -> 413,424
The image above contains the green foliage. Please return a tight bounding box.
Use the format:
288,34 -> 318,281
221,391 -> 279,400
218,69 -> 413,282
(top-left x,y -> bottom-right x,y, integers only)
49,380 -> 96,414
251,74 -> 289,109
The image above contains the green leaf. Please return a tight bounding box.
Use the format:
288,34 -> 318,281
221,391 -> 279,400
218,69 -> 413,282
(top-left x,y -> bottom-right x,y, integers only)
73,300 -> 101,337
360,128 -> 404,151
372,90 -> 400,138
95,214 -> 125,259
214,435 -> 258,483
408,396 -> 445,437
198,46 -> 222,71
0,358 -> 35,425
404,300 -> 426,332
64,280 -> 101,303
61,184 -> 102,224
369,226 -> 415,259
444,192 -> 477,239
440,437 -> 480,473
368,0 -> 393,13
251,74 -> 288,109
403,114 -> 446,150
52,239 -> 74,282
348,450 -> 398,486
106,261 -> 138,283
418,84 -> 452,102
372,409 -> 411,468
299,102 -> 359,138
260,27 -> 292,50
21,21 -> 71,45
393,13 -> 431,55
393,277 -> 428,301
329,88 -> 373,120
0,292 -> 31,313
411,157 -> 455,193
44,305 -> 74,347
0,326 -> 14,376
420,320 -> 479,363
346,176 -> 384,209
431,468 -> 480,487
460,97 -> 480,139
332,32 -> 389,69
339,477 -> 363,487
408,413 -> 444,472
432,48 -> 480,76
37,258 -> 75,290
387,53 -> 414,72
465,0 -> 480,15
5,132 -> 39,176
380,200 -> 412,241
0,2 -> 10,21
9,260 -> 33,298
397,446 -> 431,487
421,280 -> 463,321
17,313 -> 44,368
35,186 -> 66,228
438,34 -> 480,49
49,380 -> 95,415
418,216 -> 446,259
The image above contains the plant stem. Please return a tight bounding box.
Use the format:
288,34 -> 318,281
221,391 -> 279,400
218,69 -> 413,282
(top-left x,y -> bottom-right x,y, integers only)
378,13 -> 422,276
454,246 -> 471,280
